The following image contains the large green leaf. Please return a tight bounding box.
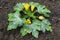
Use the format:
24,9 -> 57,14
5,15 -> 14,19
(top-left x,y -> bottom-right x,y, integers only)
8,11 -> 20,21
45,25 -> 52,32
42,19 -> 51,25
20,23 -> 32,36
7,22 -> 18,30
20,28 -> 28,36
20,19 -> 41,38
32,30 -> 39,38
40,19 -> 52,32
7,11 -> 24,30
13,3 -> 24,11
24,19 -> 41,31
40,22 -> 46,32
29,2 -> 39,7
31,19 -> 41,31
37,5 -> 51,17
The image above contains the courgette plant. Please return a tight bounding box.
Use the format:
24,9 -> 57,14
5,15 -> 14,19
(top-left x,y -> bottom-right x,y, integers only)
7,2 -> 52,38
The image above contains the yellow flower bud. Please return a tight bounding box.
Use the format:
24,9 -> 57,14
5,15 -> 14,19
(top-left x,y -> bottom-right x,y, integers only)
31,5 -> 35,11
39,16 -> 45,20
24,3 -> 30,11
24,29 -> 31,33
24,29 -> 27,32
26,19 -> 31,24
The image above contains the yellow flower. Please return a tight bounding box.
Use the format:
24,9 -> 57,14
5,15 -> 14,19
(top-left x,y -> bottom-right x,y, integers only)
39,16 -> 45,20
31,5 -> 35,11
24,3 -> 30,11
26,19 -> 31,24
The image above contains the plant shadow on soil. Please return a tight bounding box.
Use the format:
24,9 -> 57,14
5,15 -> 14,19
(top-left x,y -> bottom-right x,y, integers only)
0,0 -> 60,40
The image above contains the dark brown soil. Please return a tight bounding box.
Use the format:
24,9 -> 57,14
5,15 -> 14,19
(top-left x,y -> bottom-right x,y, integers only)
0,0 -> 60,40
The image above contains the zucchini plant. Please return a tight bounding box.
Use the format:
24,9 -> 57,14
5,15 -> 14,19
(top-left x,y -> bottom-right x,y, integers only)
7,2 -> 52,38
